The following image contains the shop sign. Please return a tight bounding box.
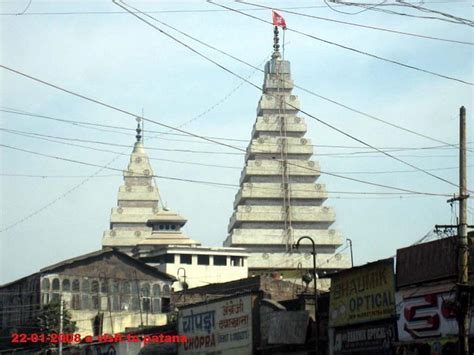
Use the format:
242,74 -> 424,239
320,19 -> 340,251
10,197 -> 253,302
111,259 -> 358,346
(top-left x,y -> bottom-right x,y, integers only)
396,288 -> 474,341
329,259 -> 396,327
333,321 -> 396,354
178,294 -> 252,354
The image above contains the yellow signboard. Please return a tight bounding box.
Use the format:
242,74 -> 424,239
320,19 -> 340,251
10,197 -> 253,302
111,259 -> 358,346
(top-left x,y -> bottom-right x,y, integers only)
329,259 -> 396,327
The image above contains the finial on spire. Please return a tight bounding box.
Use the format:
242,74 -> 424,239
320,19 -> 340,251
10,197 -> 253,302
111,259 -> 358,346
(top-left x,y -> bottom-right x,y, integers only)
135,117 -> 142,143
272,26 -> 281,59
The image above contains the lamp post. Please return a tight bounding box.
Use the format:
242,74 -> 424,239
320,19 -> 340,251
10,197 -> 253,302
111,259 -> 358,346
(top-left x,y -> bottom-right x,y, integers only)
346,238 -> 354,267
294,236 -> 318,355
177,268 -> 187,302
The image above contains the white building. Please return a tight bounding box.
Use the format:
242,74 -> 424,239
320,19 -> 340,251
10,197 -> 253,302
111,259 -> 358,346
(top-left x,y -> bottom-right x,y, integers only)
133,245 -> 248,291
102,120 -> 249,289
224,28 -> 350,287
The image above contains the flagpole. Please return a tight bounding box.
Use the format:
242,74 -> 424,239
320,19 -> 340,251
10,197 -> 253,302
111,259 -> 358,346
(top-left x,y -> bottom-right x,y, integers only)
282,29 -> 285,60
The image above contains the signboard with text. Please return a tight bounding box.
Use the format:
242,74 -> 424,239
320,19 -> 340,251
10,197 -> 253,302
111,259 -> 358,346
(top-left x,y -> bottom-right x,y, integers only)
333,321 -> 396,354
396,287 -> 474,341
329,259 -> 396,327
178,294 -> 253,355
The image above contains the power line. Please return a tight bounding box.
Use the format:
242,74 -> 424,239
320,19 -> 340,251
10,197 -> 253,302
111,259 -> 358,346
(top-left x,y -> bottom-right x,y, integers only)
0,143 -> 452,197
0,0 -> 465,16
339,1 -> 474,26
1,126 -> 466,159
113,2 -> 473,153
4,162 -> 473,179
4,129 -> 462,194
114,1 -> 466,191
3,107 -> 469,152
0,128 -> 242,155
0,4 -> 362,16
208,1 -> 472,86
238,1 -> 473,45
395,0 -> 474,26
0,66 -> 248,155
0,45 -> 464,194
1,128 -> 243,169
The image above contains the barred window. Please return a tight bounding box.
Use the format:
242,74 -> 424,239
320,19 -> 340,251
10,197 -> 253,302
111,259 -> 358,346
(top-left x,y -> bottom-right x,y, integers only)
41,279 -> 50,291
72,279 -> 80,292
62,279 -> 71,291
91,280 -> 99,293
82,280 -> 90,293
52,279 -> 60,291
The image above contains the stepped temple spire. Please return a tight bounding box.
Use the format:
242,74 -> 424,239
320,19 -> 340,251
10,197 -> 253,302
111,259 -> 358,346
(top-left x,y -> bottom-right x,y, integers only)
102,119 -> 200,254
223,31 -> 349,286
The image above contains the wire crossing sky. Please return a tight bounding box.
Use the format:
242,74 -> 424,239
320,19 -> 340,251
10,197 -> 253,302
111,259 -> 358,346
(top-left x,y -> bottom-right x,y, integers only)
0,0 -> 472,284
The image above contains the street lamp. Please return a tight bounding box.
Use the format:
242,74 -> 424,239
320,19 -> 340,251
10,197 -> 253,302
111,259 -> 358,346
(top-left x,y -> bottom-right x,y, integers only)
294,236 -> 319,355
346,238 -> 354,267
177,268 -> 188,302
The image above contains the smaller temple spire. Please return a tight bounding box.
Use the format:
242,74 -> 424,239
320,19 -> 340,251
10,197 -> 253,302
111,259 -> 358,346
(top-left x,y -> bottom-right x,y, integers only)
272,26 -> 281,59
135,117 -> 142,143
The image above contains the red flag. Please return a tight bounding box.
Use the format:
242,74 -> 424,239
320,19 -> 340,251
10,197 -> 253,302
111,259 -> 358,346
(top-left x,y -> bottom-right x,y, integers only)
272,10 -> 287,29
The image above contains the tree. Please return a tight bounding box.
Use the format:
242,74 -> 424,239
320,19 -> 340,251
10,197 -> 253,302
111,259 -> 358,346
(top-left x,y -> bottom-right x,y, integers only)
34,301 -> 77,348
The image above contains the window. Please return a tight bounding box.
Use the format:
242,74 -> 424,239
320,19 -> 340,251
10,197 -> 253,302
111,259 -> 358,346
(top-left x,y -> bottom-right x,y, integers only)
161,297 -> 171,313
141,283 -> 150,297
62,279 -> 71,291
131,283 -> 139,295
91,280 -> 99,293
41,279 -> 50,291
152,284 -> 161,314
121,282 -> 130,295
155,223 -> 178,231
213,256 -> 227,266
152,298 -> 161,314
72,294 -> 81,310
197,255 -> 210,265
231,256 -> 243,267
163,254 -> 175,264
72,279 -> 80,292
100,281 -> 108,294
152,284 -> 161,297
112,295 -> 120,311
82,280 -> 90,293
52,279 -> 60,291
162,285 -> 171,297
180,254 -> 192,264
111,281 -> 120,294
142,298 -> 151,312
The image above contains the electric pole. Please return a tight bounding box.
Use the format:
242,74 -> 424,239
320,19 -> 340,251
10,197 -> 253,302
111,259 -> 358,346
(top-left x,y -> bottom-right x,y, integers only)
59,295 -> 63,355
457,106 -> 470,355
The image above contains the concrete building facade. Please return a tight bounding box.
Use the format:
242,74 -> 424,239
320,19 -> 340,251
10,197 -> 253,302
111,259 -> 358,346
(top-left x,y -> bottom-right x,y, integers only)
224,28 -> 350,283
134,246 -> 249,291
0,249 -> 175,342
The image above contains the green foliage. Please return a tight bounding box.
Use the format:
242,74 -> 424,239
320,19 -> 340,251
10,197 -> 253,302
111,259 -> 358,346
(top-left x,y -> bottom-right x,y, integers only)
34,301 -> 77,335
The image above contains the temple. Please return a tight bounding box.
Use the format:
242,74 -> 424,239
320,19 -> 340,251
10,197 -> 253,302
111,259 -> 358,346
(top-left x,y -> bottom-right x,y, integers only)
102,119 -> 248,290
223,27 -> 350,286
102,118 -> 200,254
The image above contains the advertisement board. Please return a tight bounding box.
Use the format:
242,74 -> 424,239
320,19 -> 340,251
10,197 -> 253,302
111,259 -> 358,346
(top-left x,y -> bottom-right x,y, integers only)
396,287 -> 474,341
333,321 -> 396,354
329,259 -> 396,327
178,294 -> 252,355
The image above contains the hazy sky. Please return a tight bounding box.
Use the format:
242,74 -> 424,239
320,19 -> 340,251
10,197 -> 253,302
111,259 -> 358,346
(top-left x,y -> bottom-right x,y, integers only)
1,0 -> 472,284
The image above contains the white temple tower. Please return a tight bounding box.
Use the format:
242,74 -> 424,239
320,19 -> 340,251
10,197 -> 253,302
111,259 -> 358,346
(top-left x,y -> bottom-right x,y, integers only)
102,119 -> 200,254
223,28 -> 350,285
